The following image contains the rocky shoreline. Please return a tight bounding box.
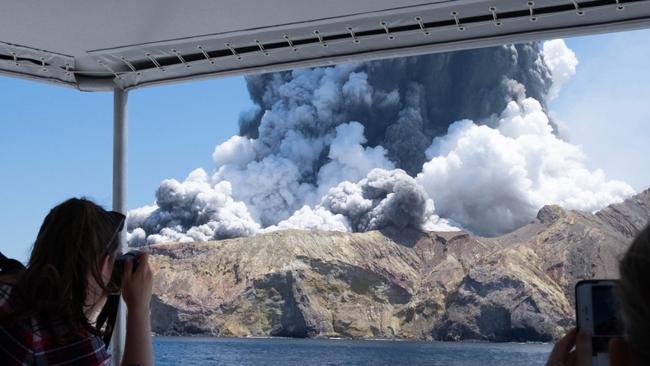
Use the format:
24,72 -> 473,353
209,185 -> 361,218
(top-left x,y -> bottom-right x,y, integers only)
147,189 -> 649,342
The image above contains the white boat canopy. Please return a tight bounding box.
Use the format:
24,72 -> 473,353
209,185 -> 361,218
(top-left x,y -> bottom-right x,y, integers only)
3,1 -> 650,363
2,0 -> 650,91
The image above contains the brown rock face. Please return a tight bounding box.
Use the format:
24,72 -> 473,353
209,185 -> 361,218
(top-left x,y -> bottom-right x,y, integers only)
148,190 -> 650,341
596,189 -> 650,238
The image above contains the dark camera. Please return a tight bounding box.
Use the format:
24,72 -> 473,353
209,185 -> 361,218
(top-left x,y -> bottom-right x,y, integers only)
107,251 -> 140,294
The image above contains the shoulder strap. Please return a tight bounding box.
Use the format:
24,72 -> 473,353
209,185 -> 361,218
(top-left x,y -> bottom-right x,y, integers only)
96,294 -> 120,347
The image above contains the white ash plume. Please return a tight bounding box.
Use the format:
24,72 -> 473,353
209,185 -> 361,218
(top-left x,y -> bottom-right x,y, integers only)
126,40 -> 634,244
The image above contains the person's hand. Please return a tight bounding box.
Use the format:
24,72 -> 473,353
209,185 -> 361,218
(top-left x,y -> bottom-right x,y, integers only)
546,328 -> 592,366
120,252 -> 154,366
121,252 -> 153,313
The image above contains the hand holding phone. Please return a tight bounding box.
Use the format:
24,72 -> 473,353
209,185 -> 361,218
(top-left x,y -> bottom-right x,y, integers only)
546,327 -> 592,366
575,280 -> 625,366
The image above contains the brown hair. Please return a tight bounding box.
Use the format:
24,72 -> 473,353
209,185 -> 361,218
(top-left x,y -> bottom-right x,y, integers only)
618,223 -> 650,364
8,198 -> 122,338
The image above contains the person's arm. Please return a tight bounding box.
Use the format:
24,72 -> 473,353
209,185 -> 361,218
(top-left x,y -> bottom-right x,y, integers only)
120,252 -> 154,366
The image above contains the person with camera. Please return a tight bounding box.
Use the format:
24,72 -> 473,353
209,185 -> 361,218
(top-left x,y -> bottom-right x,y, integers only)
546,224 -> 650,366
0,198 -> 153,366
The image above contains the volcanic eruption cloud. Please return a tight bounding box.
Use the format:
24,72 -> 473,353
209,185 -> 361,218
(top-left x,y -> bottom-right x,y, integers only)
127,40 -> 635,246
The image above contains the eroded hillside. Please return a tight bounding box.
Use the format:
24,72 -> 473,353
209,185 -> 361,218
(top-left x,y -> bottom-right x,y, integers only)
148,189 -> 649,341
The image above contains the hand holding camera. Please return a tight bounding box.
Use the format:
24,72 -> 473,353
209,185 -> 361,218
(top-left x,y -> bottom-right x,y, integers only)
108,251 -> 153,311
119,251 -> 153,313
96,251 -> 154,348
113,251 -> 155,366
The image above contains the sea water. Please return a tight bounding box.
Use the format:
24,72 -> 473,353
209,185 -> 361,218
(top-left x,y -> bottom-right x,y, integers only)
153,337 -> 552,365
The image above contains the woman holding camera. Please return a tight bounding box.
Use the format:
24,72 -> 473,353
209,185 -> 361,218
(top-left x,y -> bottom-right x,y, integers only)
0,198 -> 153,366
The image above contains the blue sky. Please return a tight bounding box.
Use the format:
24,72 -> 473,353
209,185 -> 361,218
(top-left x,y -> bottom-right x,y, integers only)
0,77 -> 253,262
1,28 -> 649,263
549,29 -> 650,191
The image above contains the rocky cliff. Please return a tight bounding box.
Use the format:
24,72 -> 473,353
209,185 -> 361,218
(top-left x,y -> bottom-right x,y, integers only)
148,189 -> 650,341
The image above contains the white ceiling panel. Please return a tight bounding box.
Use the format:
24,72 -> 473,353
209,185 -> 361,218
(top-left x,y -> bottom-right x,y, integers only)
0,0 -> 649,91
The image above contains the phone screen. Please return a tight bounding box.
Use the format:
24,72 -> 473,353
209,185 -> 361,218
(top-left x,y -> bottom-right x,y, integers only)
592,285 -> 623,336
576,280 -> 624,366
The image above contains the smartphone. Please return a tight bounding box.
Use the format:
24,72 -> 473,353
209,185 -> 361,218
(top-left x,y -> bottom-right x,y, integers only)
575,279 -> 625,366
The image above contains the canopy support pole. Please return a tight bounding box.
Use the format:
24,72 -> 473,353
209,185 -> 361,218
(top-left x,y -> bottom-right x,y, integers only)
111,88 -> 128,364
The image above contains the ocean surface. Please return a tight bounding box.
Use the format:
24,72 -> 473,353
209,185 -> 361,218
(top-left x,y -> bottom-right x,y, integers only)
153,337 -> 553,365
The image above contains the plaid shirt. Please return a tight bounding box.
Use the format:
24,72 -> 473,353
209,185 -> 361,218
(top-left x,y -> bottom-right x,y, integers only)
0,283 -> 112,365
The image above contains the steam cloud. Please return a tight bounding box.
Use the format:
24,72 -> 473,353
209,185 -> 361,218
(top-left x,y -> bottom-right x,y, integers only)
127,40 -> 634,245
417,97 -> 633,236
542,39 -> 578,101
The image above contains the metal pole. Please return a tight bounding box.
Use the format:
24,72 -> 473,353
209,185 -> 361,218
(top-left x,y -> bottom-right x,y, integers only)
111,88 -> 128,364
